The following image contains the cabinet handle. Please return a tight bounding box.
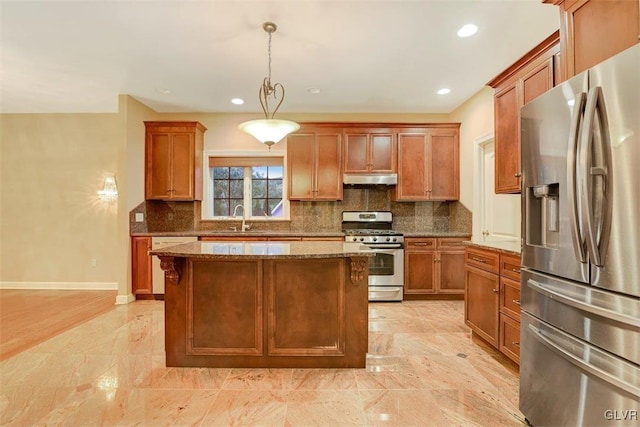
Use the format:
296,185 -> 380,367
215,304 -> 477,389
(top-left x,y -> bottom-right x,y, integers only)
512,299 -> 521,305
471,257 -> 486,263
512,341 -> 520,348
413,242 -> 431,246
514,172 -> 522,178
492,289 -> 499,294
511,268 -> 520,273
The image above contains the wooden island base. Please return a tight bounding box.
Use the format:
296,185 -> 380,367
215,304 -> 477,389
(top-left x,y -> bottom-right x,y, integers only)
160,251 -> 369,368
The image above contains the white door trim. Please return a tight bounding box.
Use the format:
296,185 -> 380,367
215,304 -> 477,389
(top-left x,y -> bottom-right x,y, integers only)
473,133 -> 494,241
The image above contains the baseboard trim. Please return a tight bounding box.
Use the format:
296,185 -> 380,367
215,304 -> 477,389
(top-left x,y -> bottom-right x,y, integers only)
0,281 -> 118,290
115,294 -> 136,305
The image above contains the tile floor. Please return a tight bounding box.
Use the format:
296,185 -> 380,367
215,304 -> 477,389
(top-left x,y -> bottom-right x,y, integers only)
0,300 -> 525,426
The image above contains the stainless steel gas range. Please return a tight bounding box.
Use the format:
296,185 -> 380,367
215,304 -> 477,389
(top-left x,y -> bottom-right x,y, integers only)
342,211 -> 404,302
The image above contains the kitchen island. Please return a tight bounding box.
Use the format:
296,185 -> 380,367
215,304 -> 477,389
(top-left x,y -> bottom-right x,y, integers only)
150,240 -> 372,368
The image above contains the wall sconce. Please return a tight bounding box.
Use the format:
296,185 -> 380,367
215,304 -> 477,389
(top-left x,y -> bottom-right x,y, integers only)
98,174 -> 118,202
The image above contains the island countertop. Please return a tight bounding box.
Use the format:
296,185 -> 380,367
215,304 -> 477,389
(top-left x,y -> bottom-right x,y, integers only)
150,240 -> 375,260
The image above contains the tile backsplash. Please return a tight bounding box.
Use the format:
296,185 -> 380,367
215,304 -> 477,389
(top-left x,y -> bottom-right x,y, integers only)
130,187 -> 471,234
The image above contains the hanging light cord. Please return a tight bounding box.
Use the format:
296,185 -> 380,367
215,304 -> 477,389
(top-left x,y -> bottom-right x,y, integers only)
259,22 -> 285,119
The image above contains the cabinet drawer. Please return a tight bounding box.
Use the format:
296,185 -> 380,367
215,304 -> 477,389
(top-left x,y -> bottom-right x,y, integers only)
199,236 -> 269,241
465,248 -> 499,273
499,313 -> 521,365
500,277 -> 521,320
500,253 -> 522,281
437,237 -> 468,250
405,238 -> 436,251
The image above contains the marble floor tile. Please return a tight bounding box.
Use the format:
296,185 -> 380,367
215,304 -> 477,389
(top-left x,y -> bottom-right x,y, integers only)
0,298 -> 523,426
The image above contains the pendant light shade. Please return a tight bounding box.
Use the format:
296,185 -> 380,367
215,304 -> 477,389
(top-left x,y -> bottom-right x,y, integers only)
238,119 -> 300,148
238,22 -> 299,149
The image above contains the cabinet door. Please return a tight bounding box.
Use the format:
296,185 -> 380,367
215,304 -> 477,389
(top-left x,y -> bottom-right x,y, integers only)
171,133 -> 195,199
464,264 -> 499,347
494,84 -> 520,194
131,237 -> 152,295
429,130 -> 459,200
521,57 -> 554,105
370,132 -> 395,173
287,133 -> 316,200
343,132 -> 369,173
438,251 -> 465,293
404,250 -> 436,294
563,0 -> 640,77
396,132 -> 428,200
146,133 -> 172,199
315,132 -> 343,200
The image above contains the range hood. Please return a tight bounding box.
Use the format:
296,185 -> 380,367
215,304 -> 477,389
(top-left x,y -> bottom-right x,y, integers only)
343,173 -> 397,185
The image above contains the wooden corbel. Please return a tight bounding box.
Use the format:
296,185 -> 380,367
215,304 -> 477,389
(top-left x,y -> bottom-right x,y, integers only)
350,257 -> 368,284
158,256 -> 181,285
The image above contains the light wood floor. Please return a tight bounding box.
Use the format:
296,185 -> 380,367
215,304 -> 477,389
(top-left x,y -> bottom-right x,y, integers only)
0,289 -> 117,361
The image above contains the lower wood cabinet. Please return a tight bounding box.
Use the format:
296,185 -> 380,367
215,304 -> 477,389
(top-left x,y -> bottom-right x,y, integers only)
404,237 -> 468,299
131,236 -> 152,296
465,246 -> 521,364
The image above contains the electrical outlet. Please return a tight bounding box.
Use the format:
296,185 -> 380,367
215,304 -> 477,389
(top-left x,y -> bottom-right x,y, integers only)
91,259 -> 97,267
135,213 -> 144,222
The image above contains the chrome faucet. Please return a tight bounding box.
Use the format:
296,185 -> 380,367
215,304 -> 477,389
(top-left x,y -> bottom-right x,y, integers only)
232,204 -> 252,232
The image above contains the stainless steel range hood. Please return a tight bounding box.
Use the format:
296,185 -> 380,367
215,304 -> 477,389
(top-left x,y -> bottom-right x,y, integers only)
343,173 -> 397,185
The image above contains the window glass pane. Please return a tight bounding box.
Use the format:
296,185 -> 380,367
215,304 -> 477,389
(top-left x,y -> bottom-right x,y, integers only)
252,199 -> 268,216
213,167 -> 229,179
268,179 -> 283,198
230,167 -> 244,179
252,166 -> 268,179
252,179 -> 267,198
214,180 -> 229,198
267,166 -> 283,179
230,180 -> 244,198
213,199 -> 229,216
269,200 -> 283,217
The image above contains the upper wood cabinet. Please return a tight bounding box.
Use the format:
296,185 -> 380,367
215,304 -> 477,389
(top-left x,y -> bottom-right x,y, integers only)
343,128 -> 396,173
545,0 -> 640,80
145,121 -> 206,201
488,32 -> 560,194
395,125 -> 460,201
287,127 -> 343,201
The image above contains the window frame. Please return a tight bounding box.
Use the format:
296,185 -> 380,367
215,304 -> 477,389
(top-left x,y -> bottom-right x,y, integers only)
201,151 -> 290,221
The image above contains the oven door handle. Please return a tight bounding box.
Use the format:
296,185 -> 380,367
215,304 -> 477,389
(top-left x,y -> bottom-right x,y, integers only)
358,247 -> 401,254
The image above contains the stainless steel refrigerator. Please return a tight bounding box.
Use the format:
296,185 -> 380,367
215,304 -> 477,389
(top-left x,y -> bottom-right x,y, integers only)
519,44 -> 640,426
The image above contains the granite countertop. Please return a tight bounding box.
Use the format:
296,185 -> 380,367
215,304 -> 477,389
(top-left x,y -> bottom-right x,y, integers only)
150,241 -> 376,260
464,239 -> 522,256
132,230 -> 471,238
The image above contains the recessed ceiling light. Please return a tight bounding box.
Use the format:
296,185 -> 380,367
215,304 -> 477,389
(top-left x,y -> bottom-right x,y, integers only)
307,87 -> 321,94
156,88 -> 171,94
231,98 -> 244,105
457,24 -> 478,38
437,88 -> 451,95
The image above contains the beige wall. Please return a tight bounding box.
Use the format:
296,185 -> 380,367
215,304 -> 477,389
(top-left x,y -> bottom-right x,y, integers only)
450,86 -> 495,210
0,113 -> 122,286
0,101 -> 471,295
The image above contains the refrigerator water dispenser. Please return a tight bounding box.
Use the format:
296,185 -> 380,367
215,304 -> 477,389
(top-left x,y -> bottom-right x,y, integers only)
526,183 -> 559,247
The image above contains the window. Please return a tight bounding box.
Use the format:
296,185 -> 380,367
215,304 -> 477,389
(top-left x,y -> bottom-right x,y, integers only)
204,156 -> 287,220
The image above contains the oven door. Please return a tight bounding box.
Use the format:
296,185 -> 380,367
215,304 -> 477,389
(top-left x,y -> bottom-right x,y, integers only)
344,243 -> 404,301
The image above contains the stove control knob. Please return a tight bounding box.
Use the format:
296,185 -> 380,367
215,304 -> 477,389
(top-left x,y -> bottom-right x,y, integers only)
386,237 -> 391,242
352,237 -> 358,242
372,237 -> 377,242
392,237 -> 397,242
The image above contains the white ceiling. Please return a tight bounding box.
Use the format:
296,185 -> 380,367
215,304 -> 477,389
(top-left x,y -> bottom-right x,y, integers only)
0,0 -> 559,114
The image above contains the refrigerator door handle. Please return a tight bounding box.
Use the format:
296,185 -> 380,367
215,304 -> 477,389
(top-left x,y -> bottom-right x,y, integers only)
527,278 -> 640,327
580,86 -> 613,267
567,91 -> 588,263
527,323 -> 640,398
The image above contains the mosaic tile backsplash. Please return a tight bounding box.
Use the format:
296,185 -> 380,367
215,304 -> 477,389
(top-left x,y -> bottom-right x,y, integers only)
130,187 -> 472,234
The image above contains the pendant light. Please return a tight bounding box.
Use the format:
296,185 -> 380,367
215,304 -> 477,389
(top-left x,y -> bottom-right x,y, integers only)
238,22 -> 300,149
